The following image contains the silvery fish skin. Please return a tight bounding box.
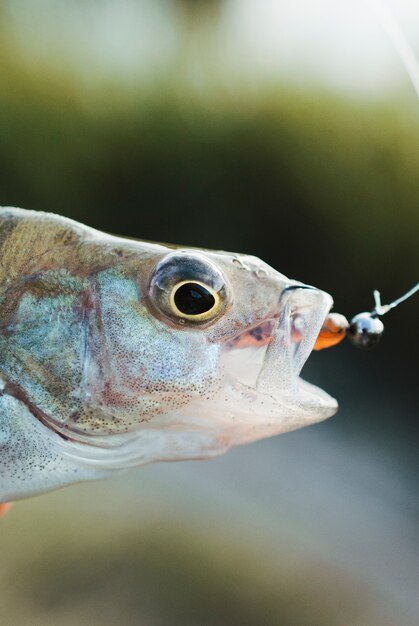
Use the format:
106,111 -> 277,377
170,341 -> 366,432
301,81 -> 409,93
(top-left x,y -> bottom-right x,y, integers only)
0,207 -> 337,502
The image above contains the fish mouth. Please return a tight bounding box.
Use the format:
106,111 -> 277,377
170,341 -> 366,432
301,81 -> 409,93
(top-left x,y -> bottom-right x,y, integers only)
221,285 -> 338,428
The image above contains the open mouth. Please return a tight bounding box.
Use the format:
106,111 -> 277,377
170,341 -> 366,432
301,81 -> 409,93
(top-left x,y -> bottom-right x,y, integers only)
222,286 -> 338,420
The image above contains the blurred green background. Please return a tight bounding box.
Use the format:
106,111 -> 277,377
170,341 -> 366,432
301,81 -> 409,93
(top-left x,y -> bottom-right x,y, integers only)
0,1 -> 418,625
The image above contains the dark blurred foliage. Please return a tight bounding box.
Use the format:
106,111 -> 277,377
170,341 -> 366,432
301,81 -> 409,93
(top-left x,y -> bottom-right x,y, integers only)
0,35 -> 417,449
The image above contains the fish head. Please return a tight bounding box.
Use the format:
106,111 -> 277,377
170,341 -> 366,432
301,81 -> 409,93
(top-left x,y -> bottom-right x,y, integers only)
0,209 -> 337,499
135,247 -> 337,454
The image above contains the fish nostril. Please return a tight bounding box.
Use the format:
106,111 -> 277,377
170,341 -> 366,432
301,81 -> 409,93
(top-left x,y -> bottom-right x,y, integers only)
255,268 -> 269,279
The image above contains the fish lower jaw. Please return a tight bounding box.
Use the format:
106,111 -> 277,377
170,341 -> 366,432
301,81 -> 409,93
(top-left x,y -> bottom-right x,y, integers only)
292,377 -> 338,422
234,375 -> 338,426
220,340 -> 337,429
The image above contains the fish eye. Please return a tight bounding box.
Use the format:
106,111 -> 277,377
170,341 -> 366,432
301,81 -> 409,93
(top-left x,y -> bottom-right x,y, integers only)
149,251 -> 230,326
170,281 -> 218,318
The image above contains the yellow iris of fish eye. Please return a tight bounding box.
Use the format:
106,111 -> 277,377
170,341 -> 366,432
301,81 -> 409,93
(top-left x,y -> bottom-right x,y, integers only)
169,280 -> 221,321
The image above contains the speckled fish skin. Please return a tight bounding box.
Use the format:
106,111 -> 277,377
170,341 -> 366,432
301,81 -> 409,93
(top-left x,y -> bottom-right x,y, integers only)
0,207 -> 337,502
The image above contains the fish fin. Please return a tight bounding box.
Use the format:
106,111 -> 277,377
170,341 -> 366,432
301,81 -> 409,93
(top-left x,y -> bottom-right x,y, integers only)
0,502 -> 13,518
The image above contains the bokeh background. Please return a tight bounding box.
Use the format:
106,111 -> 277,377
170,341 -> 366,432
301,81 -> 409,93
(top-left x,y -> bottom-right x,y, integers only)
0,1 -> 418,624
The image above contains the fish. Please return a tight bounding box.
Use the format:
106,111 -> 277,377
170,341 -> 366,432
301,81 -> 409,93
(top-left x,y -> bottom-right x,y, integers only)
0,207 -> 343,506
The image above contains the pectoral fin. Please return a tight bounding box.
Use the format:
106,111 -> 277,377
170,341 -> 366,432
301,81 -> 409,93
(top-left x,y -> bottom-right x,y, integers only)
0,503 -> 13,518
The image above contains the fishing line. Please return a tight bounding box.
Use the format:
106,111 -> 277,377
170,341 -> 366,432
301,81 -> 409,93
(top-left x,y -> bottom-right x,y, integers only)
372,283 -> 419,316
336,1 -> 419,349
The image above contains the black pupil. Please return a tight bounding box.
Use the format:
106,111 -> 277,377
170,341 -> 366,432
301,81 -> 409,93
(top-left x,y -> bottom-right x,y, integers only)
174,283 -> 215,316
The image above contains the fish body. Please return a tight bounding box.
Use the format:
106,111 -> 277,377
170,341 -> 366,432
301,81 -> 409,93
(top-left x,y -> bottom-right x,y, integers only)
0,208 -> 337,502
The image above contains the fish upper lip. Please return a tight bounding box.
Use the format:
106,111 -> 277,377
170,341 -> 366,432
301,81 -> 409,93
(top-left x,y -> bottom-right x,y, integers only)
224,283 -> 333,351
224,299 -> 331,362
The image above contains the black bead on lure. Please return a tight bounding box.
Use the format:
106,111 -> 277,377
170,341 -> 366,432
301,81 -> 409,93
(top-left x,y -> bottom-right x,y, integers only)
314,283 -> 419,352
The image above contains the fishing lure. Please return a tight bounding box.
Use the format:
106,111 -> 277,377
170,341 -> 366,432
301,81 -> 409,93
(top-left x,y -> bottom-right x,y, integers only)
347,285 -> 419,349
318,284 -> 419,351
